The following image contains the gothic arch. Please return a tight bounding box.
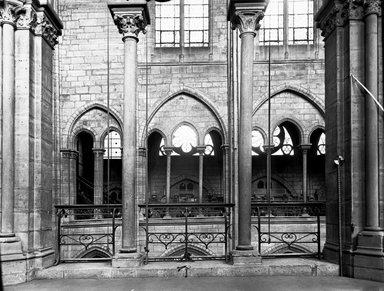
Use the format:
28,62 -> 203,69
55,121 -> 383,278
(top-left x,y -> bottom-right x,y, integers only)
273,118 -> 305,146
72,128 -> 97,149
253,86 -> 325,116
76,247 -> 112,259
161,244 -> 214,258
308,125 -> 325,144
252,174 -> 299,197
142,88 -> 227,146
146,128 -> 168,146
63,102 -> 123,149
170,175 -> 215,194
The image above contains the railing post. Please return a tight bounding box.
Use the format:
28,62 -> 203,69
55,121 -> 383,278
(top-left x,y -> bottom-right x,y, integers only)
225,207 -> 228,262
112,207 -> 116,256
257,206 -> 261,255
317,213 -> 321,259
55,209 -> 64,265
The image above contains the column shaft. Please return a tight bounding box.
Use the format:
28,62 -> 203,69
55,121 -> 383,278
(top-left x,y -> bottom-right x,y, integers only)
93,149 -> 105,205
237,31 -> 255,250
122,35 -> 138,251
166,153 -> 171,204
303,150 -> 308,202
365,12 -> 379,230
1,22 -> 15,235
199,153 -> 204,203
69,152 -> 78,205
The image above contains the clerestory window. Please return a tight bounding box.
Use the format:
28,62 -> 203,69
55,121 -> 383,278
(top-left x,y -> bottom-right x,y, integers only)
155,0 -> 209,48
259,0 -> 314,45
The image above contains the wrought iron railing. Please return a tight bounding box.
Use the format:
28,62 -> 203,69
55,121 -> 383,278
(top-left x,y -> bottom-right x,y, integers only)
138,203 -> 234,263
252,202 -> 325,259
55,204 -> 121,264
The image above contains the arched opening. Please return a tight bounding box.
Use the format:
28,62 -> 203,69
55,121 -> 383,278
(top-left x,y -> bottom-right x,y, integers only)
103,130 -> 122,204
76,131 -> 94,205
308,128 -> 326,201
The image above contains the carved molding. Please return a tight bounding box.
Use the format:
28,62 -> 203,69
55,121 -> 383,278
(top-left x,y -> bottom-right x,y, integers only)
113,13 -> 147,39
364,0 -> 381,17
230,10 -> 264,36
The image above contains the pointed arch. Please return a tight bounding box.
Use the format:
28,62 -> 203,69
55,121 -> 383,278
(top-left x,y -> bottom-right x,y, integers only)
272,118 -> 305,146
63,102 -> 123,149
141,88 -> 227,146
253,86 -> 325,116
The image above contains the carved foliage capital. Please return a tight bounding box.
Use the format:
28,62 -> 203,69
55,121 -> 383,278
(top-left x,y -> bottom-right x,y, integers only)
0,2 -> 16,25
318,3 -> 346,39
15,5 -> 36,29
364,0 -> 381,17
113,14 -> 147,38
231,10 -> 264,35
347,0 -> 365,20
30,12 -> 60,47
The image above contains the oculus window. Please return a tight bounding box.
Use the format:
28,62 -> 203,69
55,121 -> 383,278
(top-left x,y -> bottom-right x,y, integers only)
155,0 -> 209,48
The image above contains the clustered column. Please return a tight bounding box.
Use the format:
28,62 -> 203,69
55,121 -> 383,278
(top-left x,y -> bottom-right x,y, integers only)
93,148 -> 105,205
1,3 -> 16,237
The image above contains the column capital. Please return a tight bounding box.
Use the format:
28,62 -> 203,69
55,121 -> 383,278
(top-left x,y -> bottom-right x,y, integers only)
109,3 -> 150,40
196,146 -> 206,155
163,146 -> 173,156
221,144 -> 230,153
316,1 -> 348,40
0,1 -> 17,26
298,144 -> 312,152
263,145 -> 275,152
93,148 -> 106,157
138,147 -> 147,157
364,0 -> 381,17
228,0 -> 267,36
15,2 -> 35,29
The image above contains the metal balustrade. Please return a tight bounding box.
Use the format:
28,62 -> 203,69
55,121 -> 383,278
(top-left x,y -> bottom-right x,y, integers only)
55,204 -> 121,264
138,203 -> 235,263
252,202 -> 326,258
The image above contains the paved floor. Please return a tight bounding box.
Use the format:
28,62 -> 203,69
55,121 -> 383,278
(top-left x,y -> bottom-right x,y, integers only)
5,276 -> 384,291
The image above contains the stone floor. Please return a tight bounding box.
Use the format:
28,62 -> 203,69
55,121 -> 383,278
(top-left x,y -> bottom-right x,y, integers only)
5,276 -> 384,291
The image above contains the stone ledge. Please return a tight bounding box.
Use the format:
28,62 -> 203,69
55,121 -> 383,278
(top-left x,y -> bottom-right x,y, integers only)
34,258 -> 339,281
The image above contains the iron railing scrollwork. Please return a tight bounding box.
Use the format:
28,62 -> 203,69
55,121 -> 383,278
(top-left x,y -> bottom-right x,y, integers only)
55,204 -> 121,264
252,202 -> 325,259
138,203 -> 234,263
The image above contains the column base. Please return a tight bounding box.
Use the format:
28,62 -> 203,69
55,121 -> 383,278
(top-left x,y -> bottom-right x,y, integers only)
0,235 -> 24,258
354,230 -> 384,282
112,251 -> 144,268
0,236 -> 27,286
230,249 -> 262,265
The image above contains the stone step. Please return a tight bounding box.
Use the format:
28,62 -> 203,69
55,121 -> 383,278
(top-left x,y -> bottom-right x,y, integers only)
35,258 -> 339,280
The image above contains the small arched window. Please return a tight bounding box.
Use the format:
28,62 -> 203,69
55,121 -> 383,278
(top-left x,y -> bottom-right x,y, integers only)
172,125 -> 198,154
273,125 -> 294,156
252,129 -> 265,156
204,133 -> 214,155
104,131 -> 121,159
317,132 -> 325,155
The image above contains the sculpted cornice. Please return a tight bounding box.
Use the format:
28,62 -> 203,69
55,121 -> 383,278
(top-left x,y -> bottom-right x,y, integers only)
231,10 -> 264,36
113,13 -> 147,39
364,0 -> 381,17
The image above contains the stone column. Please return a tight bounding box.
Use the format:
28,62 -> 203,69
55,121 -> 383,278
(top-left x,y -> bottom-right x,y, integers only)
355,0 -> 384,266
299,144 -> 312,203
60,150 -> 72,205
1,3 -> 16,237
164,147 -> 173,218
109,3 -> 149,267
69,151 -> 78,205
364,0 -> 381,232
93,148 -> 105,205
228,0 -> 267,264
197,146 -> 206,217
221,144 -> 230,203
